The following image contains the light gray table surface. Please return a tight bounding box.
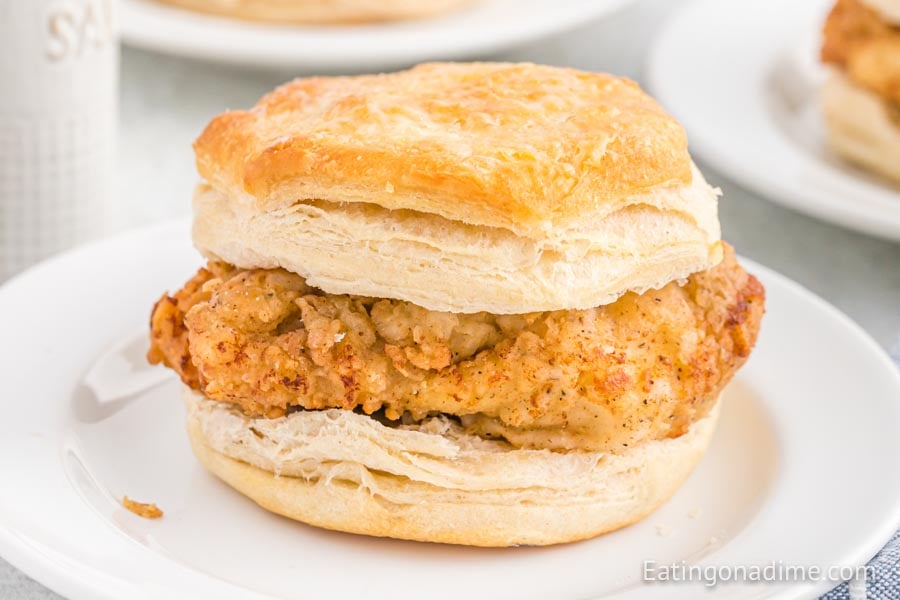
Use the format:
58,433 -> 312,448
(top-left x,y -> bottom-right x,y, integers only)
3,0 -> 899,597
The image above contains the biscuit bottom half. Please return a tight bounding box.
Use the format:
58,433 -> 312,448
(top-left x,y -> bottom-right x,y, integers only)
185,386 -> 721,546
822,72 -> 900,185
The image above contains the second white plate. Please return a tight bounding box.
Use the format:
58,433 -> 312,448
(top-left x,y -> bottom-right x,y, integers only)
646,0 -> 900,242
120,0 -> 635,71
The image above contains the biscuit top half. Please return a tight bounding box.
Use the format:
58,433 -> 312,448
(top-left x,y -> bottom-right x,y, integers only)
191,63 -> 722,314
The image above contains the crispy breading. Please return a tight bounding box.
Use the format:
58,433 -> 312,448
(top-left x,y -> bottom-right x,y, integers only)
822,0 -> 900,104
148,262 -> 236,389
149,245 -> 764,452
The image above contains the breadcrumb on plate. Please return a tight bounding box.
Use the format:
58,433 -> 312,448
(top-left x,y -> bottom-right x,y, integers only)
122,496 -> 163,519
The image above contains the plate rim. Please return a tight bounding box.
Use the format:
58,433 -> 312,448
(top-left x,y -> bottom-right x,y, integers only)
1,219 -> 899,600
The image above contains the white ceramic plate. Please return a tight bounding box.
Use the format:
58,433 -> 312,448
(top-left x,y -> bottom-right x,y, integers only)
645,0 -> 900,242
1,220 -> 900,600
119,0 -> 635,70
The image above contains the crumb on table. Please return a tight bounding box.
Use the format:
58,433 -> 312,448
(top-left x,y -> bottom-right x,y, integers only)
122,496 -> 164,519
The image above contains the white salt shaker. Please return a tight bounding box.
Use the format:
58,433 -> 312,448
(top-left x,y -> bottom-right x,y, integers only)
0,0 -> 118,279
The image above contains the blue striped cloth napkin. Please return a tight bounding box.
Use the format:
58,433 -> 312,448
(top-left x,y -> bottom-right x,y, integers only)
820,341 -> 900,599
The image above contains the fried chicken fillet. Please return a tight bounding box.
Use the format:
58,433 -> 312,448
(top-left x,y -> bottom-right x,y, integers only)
822,0 -> 900,106
149,244 -> 763,453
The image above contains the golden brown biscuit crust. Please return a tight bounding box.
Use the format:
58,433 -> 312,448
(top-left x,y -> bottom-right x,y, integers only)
194,63 -> 692,237
186,392 -> 719,547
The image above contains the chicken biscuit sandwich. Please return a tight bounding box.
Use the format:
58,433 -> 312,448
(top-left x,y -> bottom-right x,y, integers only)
822,0 -> 900,184
149,63 -> 765,547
